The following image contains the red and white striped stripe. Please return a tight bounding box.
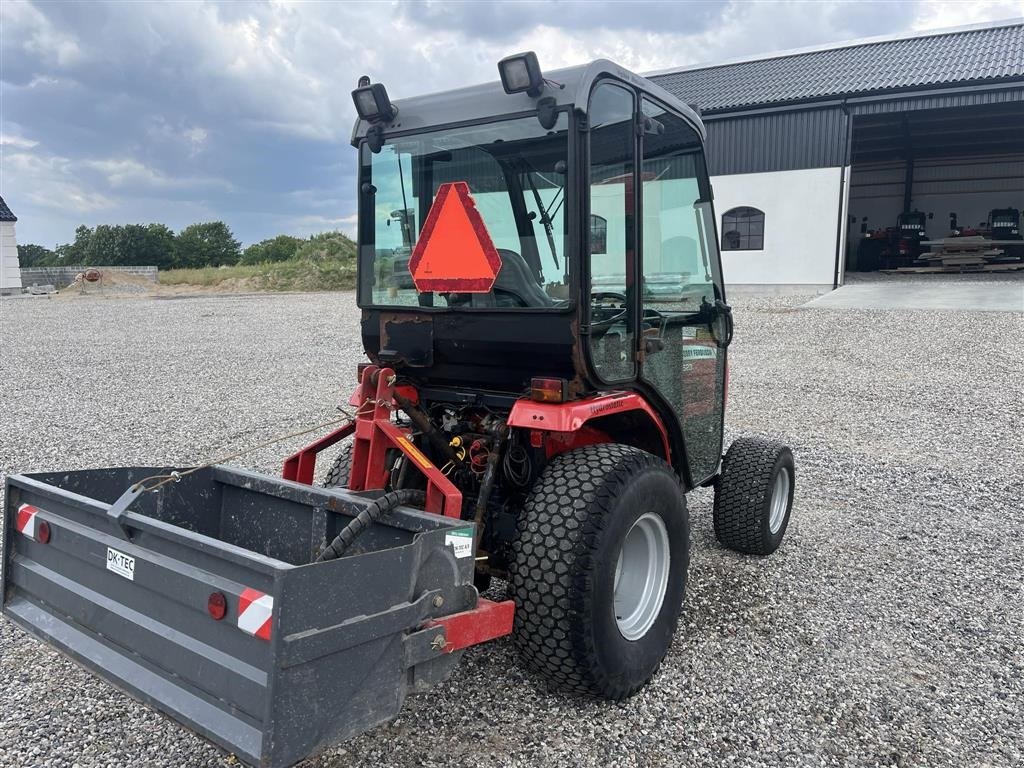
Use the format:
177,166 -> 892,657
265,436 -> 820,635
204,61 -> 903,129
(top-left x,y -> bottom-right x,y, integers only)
237,588 -> 273,641
15,504 -> 42,540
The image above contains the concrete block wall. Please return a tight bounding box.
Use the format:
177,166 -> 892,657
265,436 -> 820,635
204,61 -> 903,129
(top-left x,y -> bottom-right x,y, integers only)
18,265 -> 159,288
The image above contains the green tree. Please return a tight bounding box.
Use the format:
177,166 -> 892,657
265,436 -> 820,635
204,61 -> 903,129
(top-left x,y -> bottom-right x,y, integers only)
240,234 -> 304,265
174,222 -> 242,267
54,225 -> 93,264
17,244 -> 58,267
141,223 -> 177,269
293,231 -> 357,263
83,224 -> 121,265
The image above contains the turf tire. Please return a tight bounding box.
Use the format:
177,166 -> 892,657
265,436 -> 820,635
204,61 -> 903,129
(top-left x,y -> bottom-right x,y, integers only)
509,443 -> 688,700
322,442 -> 353,489
713,437 -> 794,555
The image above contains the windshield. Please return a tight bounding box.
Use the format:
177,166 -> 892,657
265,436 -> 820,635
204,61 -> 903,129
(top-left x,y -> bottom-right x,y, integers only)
358,113 -> 570,309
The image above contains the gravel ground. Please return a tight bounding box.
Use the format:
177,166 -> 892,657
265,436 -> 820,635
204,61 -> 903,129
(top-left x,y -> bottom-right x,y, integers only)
1,283 -> 1022,767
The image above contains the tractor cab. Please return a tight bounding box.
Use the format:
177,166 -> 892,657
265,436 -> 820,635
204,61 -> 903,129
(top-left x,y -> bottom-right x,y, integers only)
353,56 -> 732,488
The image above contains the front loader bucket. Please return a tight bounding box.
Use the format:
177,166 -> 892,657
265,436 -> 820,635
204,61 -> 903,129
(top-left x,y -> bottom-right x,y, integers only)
2,466 -> 488,767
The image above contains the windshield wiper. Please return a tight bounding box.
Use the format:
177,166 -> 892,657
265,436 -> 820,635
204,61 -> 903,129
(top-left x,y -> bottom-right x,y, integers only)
523,170 -> 560,271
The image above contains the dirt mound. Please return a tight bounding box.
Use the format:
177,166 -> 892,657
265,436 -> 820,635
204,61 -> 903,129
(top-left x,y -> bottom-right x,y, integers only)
55,270 -> 267,298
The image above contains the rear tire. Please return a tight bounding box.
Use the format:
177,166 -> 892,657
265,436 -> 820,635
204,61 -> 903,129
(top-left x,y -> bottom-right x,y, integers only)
322,442 -> 353,488
509,443 -> 688,699
713,437 -> 794,555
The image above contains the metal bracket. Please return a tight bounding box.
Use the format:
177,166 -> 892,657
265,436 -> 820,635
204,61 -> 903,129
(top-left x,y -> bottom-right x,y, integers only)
106,484 -> 145,541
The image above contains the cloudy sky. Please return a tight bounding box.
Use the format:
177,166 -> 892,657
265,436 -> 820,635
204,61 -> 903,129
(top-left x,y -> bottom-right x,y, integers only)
2,0 -> 1021,248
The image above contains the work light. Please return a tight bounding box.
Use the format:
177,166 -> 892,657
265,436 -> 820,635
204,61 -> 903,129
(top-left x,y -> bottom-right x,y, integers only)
352,82 -> 396,123
498,51 -> 544,97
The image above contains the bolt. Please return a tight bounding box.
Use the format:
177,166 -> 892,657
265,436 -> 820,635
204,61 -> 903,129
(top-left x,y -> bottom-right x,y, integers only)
431,635 -> 447,651
432,595 -> 444,608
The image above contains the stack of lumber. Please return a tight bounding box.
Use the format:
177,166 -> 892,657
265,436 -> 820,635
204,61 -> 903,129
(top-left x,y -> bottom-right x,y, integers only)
888,236 -> 1024,273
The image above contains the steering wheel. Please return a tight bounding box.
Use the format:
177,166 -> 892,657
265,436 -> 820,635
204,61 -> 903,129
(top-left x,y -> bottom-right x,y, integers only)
590,291 -> 628,334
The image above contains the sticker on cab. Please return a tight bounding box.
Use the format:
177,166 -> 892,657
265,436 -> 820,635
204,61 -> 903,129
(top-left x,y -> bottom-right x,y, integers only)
445,528 -> 474,559
106,547 -> 136,581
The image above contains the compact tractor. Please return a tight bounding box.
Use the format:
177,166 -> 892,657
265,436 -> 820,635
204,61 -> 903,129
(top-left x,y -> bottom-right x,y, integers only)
3,55 -> 795,768
857,210 -> 931,270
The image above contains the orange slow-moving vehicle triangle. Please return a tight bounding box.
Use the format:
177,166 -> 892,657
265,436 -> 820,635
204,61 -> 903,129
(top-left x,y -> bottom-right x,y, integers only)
409,182 -> 503,293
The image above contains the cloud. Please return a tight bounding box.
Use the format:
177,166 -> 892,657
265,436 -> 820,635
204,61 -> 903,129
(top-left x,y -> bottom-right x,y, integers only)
0,131 -> 38,149
910,0 -> 1022,30
2,0 -> 1020,248
1,0 -> 85,69
84,158 -> 230,191
4,149 -> 114,213
289,212 -> 359,238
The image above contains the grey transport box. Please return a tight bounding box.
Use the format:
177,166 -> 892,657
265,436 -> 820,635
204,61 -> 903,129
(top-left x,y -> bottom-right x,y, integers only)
2,466 -> 478,767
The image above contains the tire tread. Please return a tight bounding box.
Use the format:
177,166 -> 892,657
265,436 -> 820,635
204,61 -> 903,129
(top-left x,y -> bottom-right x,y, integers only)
510,443 -> 686,699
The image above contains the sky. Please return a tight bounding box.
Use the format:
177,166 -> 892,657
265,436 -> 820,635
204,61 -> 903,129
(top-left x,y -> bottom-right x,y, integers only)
2,0 -> 1021,249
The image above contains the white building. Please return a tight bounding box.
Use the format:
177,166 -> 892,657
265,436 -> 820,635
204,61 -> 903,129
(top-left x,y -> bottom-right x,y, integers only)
0,195 -> 22,294
649,20 -> 1024,288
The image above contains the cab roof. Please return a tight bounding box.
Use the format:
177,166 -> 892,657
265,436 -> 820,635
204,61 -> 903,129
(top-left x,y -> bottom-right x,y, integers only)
351,59 -> 706,146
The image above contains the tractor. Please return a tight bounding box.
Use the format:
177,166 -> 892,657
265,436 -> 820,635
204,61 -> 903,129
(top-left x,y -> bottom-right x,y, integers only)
858,210 -> 932,270
2,54 -> 794,768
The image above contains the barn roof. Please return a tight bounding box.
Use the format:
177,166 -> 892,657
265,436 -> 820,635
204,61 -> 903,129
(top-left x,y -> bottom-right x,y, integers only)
650,19 -> 1024,114
0,195 -> 16,222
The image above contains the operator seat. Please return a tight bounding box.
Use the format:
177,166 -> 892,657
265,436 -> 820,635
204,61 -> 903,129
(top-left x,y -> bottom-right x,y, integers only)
446,249 -> 554,308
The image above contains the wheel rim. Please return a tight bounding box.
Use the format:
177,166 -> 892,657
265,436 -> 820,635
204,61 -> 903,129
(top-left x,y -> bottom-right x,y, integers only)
613,512 -> 671,641
769,467 -> 791,535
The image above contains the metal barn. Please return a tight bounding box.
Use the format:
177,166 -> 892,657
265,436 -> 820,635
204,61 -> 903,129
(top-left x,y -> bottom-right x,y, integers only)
650,20 -> 1024,287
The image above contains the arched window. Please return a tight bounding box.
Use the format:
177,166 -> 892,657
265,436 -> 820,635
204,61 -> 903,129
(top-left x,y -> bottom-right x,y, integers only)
721,206 -> 765,251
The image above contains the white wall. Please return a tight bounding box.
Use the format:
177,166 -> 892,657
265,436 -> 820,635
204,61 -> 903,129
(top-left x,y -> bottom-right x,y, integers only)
711,166 -> 845,285
0,221 -> 22,293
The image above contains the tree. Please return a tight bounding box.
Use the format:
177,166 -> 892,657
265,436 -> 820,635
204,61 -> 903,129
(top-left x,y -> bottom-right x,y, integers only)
293,231 -> 357,262
54,225 -> 93,265
144,223 -> 177,269
240,234 -> 304,265
82,224 -> 118,265
17,244 -> 58,267
174,222 -> 242,268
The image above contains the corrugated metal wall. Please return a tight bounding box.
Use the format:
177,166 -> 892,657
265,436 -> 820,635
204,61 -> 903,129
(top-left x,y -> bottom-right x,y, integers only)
849,86 -> 1024,115
704,107 -> 849,175
702,86 -> 1024,176
850,154 -> 1024,198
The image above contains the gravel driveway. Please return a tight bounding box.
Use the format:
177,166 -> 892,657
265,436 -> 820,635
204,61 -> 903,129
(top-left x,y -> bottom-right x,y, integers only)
1,283 -> 1021,767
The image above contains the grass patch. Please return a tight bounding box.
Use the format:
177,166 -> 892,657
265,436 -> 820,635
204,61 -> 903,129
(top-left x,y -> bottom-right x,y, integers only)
159,256 -> 357,292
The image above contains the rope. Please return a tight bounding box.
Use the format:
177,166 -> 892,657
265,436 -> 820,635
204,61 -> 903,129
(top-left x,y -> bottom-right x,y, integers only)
131,374 -> 401,495
131,403 -> 367,494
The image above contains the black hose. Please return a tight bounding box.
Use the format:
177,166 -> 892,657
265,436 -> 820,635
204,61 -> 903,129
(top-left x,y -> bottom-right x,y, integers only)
315,489 -> 425,562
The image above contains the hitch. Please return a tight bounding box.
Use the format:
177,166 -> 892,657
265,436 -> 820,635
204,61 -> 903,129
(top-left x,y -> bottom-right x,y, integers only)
284,365 -> 463,518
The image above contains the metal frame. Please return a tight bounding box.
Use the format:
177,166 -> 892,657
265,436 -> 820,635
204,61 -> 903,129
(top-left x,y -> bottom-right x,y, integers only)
283,365 -> 462,518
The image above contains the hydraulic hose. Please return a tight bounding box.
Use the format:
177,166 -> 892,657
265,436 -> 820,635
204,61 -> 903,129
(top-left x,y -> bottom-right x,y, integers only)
315,489 -> 425,562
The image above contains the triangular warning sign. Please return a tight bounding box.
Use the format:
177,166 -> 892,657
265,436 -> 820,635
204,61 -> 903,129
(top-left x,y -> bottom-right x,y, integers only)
409,181 -> 503,293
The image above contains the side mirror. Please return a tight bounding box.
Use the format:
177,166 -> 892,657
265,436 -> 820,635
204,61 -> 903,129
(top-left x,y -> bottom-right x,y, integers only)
711,299 -> 734,348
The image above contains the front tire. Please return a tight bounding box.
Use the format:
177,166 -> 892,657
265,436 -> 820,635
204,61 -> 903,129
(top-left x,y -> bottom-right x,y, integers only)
713,437 -> 795,555
322,442 -> 353,488
509,443 -> 688,699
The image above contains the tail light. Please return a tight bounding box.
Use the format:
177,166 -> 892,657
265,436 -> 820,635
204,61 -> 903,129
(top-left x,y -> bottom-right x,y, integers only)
530,378 -> 567,403
36,520 -> 51,544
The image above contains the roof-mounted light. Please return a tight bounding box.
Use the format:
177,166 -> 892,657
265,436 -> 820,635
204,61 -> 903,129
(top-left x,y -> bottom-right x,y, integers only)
498,51 -> 544,97
352,81 -> 396,124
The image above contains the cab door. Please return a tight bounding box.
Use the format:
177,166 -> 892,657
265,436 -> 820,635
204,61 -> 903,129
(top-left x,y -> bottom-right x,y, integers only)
638,96 -> 731,485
